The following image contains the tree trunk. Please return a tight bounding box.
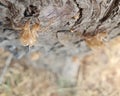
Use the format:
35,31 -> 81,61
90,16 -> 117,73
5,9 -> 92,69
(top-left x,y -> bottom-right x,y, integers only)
0,0 -> 120,83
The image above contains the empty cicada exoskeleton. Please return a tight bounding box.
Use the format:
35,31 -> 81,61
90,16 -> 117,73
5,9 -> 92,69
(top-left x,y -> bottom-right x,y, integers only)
83,31 -> 108,49
11,17 -> 55,47
20,20 -> 40,47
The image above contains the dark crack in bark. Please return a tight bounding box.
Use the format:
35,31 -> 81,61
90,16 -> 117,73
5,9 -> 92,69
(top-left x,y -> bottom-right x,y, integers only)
99,0 -> 120,23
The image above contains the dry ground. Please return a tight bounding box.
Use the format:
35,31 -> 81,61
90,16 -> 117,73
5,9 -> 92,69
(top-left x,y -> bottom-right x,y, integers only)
1,36 -> 120,96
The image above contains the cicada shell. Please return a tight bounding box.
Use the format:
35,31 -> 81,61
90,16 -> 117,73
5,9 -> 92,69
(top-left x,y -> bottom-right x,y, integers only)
20,20 -> 40,46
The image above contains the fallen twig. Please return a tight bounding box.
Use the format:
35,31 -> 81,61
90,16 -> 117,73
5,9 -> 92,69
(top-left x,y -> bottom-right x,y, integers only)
0,54 -> 13,84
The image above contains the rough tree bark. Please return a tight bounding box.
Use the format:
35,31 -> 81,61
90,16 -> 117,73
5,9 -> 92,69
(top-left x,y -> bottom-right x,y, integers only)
0,0 -> 120,83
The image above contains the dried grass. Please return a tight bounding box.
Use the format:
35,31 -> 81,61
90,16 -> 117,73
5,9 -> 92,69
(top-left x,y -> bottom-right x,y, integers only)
0,36 -> 120,96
